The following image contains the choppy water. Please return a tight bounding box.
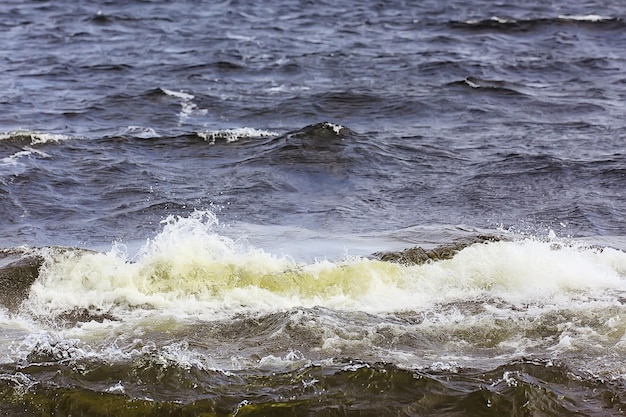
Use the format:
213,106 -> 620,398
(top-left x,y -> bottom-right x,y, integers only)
1,1 -> 625,416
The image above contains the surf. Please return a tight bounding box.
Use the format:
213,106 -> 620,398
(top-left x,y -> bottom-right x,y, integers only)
2,211 -> 620,326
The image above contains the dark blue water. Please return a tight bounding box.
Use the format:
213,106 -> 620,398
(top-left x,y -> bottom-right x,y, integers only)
1,1 -> 625,415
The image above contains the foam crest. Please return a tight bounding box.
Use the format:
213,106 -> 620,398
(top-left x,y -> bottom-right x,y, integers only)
558,14 -> 613,22
197,127 -> 277,144
23,213 -> 626,321
0,130 -> 74,145
0,131 -> 68,175
119,126 -> 160,139
321,122 -> 345,135
161,88 -> 202,125
408,240 -> 625,300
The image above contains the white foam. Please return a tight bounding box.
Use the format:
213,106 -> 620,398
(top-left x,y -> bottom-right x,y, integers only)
321,122 -> 344,135
20,211 -> 626,324
406,239 -> 625,301
119,126 -> 160,139
0,130 -> 74,145
464,77 -> 481,88
1,146 -> 50,166
558,14 -> 613,22
12,211 -> 625,372
197,127 -> 277,144
105,381 -> 126,394
257,350 -> 310,372
490,16 -> 516,24
161,88 -> 194,100
161,88 -> 199,125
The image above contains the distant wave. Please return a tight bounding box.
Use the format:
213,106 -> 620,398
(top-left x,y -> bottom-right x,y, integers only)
196,127 -> 279,144
0,130 -> 78,176
450,76 -> 529,96
450,15 -> 624,32
0,130 -> 77,146
231,121 -> 366,167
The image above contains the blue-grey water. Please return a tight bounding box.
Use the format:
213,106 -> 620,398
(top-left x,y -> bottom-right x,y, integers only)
1,1 -> 625,416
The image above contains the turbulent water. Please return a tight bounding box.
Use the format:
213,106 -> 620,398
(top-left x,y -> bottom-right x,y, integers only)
1,1 -> 626,416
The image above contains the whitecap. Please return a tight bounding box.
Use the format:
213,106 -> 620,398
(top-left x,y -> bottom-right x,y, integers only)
160,88 -> 194,100
0,130 -> 75,145
321,122 -> 345,135
160,88 -> 197,125
558,14 -> 613,22
19,211 -> 626,321
197,127 -> 278,144
119,126 -> 160,139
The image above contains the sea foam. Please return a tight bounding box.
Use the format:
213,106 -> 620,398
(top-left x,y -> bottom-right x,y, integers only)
21,211 -> 626,322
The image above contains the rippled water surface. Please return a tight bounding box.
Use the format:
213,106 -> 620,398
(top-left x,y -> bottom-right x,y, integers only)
1,1 -> 625,416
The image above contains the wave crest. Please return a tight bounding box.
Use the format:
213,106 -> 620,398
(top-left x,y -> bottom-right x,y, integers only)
0,130 -> 76,146
15,211 -> 626,322
196,127 -> 278,144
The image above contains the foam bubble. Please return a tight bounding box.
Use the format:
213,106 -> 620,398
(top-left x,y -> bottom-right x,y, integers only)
105,381 -> 126,394
197,127 -> 278,144
321,122 -> 345,135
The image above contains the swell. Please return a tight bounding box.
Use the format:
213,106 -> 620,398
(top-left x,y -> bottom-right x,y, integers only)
463,153 -> 626,235
231,121 -> 366,167
1,120 -> 624,247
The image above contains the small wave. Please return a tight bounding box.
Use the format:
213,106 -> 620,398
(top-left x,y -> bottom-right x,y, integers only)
118,126 -> 160,139
288,121 -> 351,139
0,147 -> 51,175
230,121 -> 364,168
87,9 -> 174,24
450,15 -> 624,32
558,14 -> 617,23
449,16 -> 536,31
0,130 -> 70,176
196,127 -> 278,144
0,130 -> 75,146
160,88 -> 194,101
311,91 -> 385,117
451,76 -> 528,96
